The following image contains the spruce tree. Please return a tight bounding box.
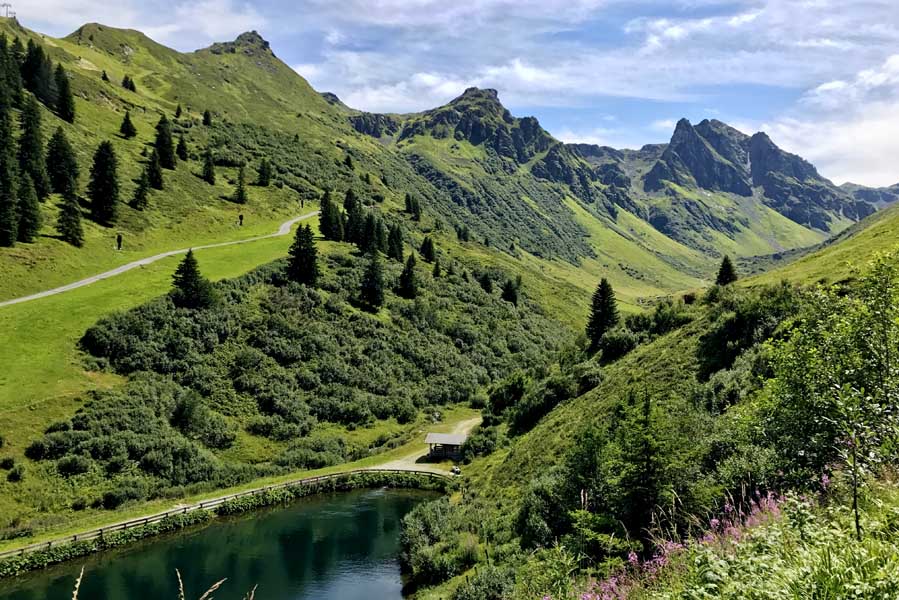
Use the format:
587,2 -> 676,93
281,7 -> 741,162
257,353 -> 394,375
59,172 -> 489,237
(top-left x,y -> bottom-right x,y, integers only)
176,134 -> 188,161
343,189 -> 363,244
360,251 -> 385,311
21,41 -> 56,106
202,109 -> 212,126
501,277 -> 520,306
119,110 -> 137,138
318,190 -> 344,241
286,224 -> 318,286
131,167 -> 150,210
16,174 -> 41,242
233,165 -> 248,204
154,115 -> 175,169
432,259 -> 441,278
174,103 -> 182,119
121,75 -> 136,92
411,195 -> 422,221
344,154 -> 353,169
618,390 -> 663,548
54,64 -> 75,123
387,224 -> 403,262
256,157 -> 272,186
17,96 -> 50,200
101,70 -> 109,82
0,93 -> 17,247
201,147 -> 215,185
360,212 -> 379,254
404,192 -> 413,214
87,141 -> 119,225
171,249 -> 216,309
715,255 -> 738,286
56,191 -> 83,247
376,218 -> 388,254
479,272 -> 493,294
147,148 -> 164,190
46,127 -> 78,196
397,252 -> 418,299
1,35 -> 23,108
586,278 -> 619,350
420,235 -> 436,262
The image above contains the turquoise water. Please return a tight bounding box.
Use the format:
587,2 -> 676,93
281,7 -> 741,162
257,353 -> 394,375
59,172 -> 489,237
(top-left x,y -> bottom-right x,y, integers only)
0,488 -> 434,600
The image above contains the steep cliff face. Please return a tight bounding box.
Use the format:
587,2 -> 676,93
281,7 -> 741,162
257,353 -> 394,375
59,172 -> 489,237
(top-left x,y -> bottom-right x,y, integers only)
349,112 -> 402,138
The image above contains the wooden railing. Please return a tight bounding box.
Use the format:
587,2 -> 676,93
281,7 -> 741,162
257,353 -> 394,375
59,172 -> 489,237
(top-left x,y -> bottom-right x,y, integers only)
0,468 -> 451,560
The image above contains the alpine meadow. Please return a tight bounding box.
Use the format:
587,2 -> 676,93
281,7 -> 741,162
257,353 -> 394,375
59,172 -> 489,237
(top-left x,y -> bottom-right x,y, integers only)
0,2 -> 898,599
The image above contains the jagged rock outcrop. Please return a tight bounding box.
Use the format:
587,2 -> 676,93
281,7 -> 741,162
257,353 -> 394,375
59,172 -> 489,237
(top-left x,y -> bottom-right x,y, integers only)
207,31 -> 273,57
349,112 -> 402,138
531,143 -> 598,204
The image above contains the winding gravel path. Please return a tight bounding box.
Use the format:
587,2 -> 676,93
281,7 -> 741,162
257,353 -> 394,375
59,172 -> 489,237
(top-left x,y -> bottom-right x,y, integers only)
0,211 -> 319,309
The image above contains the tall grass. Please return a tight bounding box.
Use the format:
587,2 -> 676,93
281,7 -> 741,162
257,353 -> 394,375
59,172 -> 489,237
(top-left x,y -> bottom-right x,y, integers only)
72,569 -> 251,600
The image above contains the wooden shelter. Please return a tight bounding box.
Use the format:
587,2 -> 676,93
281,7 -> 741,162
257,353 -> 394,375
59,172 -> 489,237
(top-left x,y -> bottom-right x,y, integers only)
425,432 -> 467,458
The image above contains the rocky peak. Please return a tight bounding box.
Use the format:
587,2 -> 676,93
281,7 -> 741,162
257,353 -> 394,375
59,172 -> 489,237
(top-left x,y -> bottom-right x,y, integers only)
207,30 -> 274,57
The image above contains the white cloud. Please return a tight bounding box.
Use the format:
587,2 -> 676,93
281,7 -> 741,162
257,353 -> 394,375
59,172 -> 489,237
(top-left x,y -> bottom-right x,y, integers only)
555,127 -> 615,146
651,119 -> 677,131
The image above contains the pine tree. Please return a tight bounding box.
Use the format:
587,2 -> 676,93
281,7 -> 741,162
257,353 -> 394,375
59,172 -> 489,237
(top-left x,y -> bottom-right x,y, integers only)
202,109 -> 212,126
46,127 -> 79,196
360,251 -> 385,311
54,64 -> 75,123
174,103 -> 182,119
147,148 -> 164,190
256,157 -> 272,186
286,224 -> 318,286
432,259 -> 441,278
21,41 -> 56,106
318,190 -> 344,241
420,236 -> 436,262
479,272 -> 493,294
376,218 -> 388,254
171,249 -> 216,309
154,115 -> 175,169
360,211 -> 379,254
343,189 -> 363,244
586,278 -> 619,350
16,174 -> 41,242
121,75 -> 136,92
201,147 -> 215,185
233,165 -> 248,204
715,255 -> 738,286
131,167 -> 150,210
404,192 -> 413,214
101,70 -> 109,82
386,224 -> 403,262
0,93 -> 17,247
119,110 -> 137,138
17,95 -> 50,200
87,141 -> 119,225
411,195 -> 422,221
56,191 -> 83,247
1,35 -> 24,108
176,135 -> 188,161
397,252 -> 418,299
344,154 -> 353,169
618,389 -> 663,548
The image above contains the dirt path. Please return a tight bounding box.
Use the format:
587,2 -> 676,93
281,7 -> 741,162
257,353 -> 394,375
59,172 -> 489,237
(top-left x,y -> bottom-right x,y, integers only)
0,211 -> 319,308
371,416 -> 482,474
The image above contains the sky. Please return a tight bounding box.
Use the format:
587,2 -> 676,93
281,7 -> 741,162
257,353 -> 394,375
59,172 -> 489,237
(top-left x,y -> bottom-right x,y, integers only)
16,0 -> 899,186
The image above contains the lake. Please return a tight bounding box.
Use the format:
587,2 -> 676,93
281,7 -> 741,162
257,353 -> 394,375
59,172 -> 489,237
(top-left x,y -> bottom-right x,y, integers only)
0,488 -> 435,600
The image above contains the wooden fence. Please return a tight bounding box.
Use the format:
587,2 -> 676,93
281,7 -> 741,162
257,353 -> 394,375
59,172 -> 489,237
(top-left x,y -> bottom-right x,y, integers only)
0,468 -> 451,560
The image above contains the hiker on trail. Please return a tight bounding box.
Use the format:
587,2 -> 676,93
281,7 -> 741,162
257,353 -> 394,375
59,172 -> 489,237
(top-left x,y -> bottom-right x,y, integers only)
238,214 -> 244,227
116,233 -> 123,251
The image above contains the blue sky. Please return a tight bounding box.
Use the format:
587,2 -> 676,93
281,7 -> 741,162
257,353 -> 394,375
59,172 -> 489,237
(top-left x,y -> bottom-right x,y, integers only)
20,0 -> 899,186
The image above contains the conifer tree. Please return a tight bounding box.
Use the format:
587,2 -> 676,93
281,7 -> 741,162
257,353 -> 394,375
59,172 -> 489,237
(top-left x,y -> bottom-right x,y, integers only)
174,104 -> 182,119
147,148 -> 164,190
18,96 -> 50,200
397,252 -> 418,299
715,255 -> 738,286
360,251 -> 385,311
16,174 -> 41,242
420,235 -> 436,262
56,191 -> 83,247
154,115 -> 176,169
404,192 -> 413,214
131,167 -> 150,210
0,93 -> 17,247
54,64 -> 75,123
101,70 -> 109,82
387,224 -> 403,262
318,190 -> 344,241
501,277 -> 521,306
586,278 -> 619,350
256,157 -> 272,186
119,110 -> 137,139
411,195 -> 422,221
618,389 -> 663,547
21,41 -> 56,106
171,249 -> 216,309
1,35 -> 24,108
286,224 -> 318,286
46,127 -> 78,196
479,272 -> 493,294
233,165 -> 248,204
376,218 -> 388,254
176,135 -> 188,161
343,189 -> 363,244
432,259 -> 441,278
202,109 -> 212,126
88,141 -> 119,225
344,154 -> 353,169
121,75 -> 136,92
201,147 -> 215,185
